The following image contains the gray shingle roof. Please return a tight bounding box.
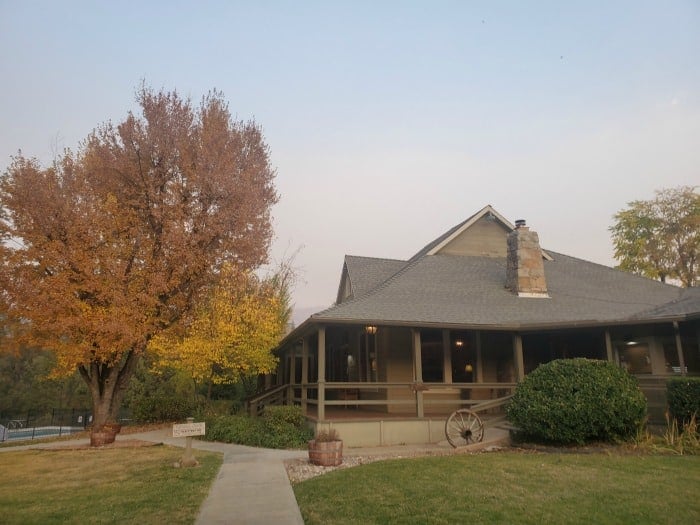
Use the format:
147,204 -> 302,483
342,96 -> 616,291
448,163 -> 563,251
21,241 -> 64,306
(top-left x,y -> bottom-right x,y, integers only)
343,255 -> 406,300
630,287 -> 700,320
313,251 -> 689,329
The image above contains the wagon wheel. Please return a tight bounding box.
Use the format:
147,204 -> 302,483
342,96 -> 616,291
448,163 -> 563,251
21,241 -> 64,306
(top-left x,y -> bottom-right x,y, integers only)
445,409 -> 484,448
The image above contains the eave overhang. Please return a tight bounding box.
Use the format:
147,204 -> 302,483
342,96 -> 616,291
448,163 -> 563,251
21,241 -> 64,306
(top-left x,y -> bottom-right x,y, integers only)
274,311 -> 695,353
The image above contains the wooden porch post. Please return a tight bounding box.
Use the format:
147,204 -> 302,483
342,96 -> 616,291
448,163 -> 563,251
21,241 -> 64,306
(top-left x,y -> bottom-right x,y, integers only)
673,321 -> 687,377
317,326 -> 326,420
287,346 -> 295,405
513,333 -> 525,382
276,354 -> 283,385
442,329 -> 453,384
301,337 -> 309,413
604,330 -> 614,363
475,331 -> 483,383
412,329 -> 424,418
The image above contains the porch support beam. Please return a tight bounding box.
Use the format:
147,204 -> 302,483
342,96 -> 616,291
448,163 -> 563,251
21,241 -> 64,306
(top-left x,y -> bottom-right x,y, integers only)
412,329 -> 424,418
673,321 -> 687,377
317,326 -> 326,420
604,330 -> 614,363
287,345 -> 295,405
513,333 -> 525,382
442,329 -> 453,384
475,331 -> 483,383
301,336 -> 309,413
276,354 -> 283,385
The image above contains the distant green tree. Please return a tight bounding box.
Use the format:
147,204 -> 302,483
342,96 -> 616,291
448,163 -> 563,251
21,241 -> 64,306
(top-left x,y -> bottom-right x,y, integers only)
610,186 -> 699,287
0,348 -> 89,415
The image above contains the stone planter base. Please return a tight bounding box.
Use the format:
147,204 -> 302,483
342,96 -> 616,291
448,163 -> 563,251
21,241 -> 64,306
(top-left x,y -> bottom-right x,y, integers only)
90,430 -> 117,447
308,440 -> 343,466
103,423 -> 122,435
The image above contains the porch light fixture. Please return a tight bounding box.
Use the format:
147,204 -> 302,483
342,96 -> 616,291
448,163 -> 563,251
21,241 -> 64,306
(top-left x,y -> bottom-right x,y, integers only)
464,363 -> 473,373
455,340 -> 464,347
625,340 -> 639,346
365,325 -> 377,335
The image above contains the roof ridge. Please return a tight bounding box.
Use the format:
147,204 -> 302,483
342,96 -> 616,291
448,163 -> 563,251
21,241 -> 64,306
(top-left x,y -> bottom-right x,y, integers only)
407,210 -> 483,262
345,254 -> 406,264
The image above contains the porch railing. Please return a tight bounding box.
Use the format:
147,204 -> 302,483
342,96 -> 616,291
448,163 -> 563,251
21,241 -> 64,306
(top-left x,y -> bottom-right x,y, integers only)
282,381 -> 517,419
246,384 -> 288,417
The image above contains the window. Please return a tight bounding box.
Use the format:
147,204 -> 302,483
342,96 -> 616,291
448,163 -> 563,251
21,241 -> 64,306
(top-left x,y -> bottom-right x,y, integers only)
421,330 -> 443,382
619,344 -> 651,374
360,328 -> 378,382
664,341 -> 700,375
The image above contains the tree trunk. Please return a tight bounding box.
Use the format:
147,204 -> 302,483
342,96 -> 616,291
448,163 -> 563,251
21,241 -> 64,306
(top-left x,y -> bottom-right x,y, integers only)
78,347 -> 142,446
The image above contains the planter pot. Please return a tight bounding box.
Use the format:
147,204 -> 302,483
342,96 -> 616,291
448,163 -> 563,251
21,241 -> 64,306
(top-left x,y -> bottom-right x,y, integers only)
90,429 -> 117,447
308,439 -> 343,466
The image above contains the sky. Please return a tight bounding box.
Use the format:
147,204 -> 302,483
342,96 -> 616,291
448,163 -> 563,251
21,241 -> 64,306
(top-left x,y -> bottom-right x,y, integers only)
1,1 -> 698,323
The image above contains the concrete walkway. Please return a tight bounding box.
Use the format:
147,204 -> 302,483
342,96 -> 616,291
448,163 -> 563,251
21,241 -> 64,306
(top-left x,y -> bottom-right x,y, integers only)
126,427 -> 307,525
1,426 -> 510,524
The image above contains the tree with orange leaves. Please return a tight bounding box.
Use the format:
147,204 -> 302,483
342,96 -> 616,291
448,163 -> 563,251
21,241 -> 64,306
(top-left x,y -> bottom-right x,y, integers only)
0,85 -> 277,443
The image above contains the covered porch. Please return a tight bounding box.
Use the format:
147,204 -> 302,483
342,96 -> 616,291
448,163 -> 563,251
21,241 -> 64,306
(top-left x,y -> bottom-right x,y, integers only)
253,319 -> 699,446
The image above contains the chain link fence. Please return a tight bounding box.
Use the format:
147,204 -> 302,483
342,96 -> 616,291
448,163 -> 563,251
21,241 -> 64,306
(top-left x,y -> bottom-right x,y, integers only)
0,408 -> 131,442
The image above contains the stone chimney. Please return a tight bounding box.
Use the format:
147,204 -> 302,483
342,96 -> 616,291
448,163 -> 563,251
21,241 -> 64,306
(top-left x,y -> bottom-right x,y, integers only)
506,220 -> 549,297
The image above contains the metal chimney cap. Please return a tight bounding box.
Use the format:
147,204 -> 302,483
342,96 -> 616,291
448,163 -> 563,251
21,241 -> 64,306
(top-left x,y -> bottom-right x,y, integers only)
515,219 -> 526,228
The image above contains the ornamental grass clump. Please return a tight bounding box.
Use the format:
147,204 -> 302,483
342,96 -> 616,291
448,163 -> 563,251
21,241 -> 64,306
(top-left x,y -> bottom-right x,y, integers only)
506,358 -> 647,445
313,428 -> 340,442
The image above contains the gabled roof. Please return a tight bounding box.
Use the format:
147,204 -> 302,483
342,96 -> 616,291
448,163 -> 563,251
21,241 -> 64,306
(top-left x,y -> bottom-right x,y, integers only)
336,255 -> 406,304
314,252 -> 684,329
295,206 -> 697,337
409,205 -> 552,261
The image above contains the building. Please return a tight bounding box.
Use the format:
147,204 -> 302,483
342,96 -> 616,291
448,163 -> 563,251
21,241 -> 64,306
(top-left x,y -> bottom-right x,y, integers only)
256,205 -> 700,446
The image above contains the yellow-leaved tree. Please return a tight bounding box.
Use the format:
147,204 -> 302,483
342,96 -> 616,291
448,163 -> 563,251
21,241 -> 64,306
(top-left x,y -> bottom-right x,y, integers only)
149,265 -> 291,399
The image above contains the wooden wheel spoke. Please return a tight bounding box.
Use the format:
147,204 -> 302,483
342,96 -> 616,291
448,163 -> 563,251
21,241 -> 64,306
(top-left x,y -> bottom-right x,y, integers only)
445,409 -> 484,448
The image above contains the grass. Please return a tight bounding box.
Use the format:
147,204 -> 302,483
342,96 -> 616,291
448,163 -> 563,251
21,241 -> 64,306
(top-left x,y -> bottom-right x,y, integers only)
294,451 -> 700,524
0,445 -> 222,524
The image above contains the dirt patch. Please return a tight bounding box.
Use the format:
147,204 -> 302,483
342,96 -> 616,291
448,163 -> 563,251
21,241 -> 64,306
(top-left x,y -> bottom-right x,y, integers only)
40,439 -> 163,451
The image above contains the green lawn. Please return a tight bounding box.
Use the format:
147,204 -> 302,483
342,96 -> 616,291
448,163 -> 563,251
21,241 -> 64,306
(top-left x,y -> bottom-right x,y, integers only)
294,452 -> 700,524
0,446 -> 222,524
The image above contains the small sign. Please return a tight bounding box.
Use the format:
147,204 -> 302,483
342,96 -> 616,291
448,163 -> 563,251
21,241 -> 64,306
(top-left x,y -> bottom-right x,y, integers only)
172,422 -> 206,438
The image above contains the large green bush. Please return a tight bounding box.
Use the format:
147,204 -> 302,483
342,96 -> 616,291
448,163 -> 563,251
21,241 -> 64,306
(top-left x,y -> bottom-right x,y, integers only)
204,405 -> 312,449
667,377 -> 700,426
129,394 -> 203,423
124,360 -> 203,423
506,358 -> 647,445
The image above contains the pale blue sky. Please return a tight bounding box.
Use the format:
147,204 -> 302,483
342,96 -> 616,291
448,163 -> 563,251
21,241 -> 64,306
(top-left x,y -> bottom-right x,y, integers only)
1,1 -> 698,321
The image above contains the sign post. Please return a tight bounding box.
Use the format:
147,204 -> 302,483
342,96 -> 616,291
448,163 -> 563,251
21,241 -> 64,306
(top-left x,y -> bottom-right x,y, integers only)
173,417 -> 206,467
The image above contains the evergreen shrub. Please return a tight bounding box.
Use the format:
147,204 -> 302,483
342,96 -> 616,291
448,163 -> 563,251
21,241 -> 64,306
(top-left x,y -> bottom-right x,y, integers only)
506,358 -> 647,445
130,395 -> 201,423
667,377 -> 700,426
204,405 -> 312,448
